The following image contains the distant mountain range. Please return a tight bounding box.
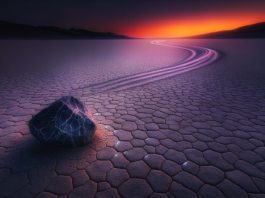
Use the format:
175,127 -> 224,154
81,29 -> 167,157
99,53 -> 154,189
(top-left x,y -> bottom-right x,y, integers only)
0,20 -> 130,39
1,20 -> 265,39
185,21 -> 265,39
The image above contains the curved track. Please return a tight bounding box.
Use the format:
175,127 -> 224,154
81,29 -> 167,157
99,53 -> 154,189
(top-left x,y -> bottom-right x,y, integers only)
82,40 -> 219,92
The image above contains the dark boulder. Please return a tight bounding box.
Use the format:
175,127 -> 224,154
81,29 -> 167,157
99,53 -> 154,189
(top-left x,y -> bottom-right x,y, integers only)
28,96 -> 96,147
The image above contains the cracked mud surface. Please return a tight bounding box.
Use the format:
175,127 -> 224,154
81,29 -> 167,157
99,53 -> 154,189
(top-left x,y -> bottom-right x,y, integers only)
0,39 -> 265,198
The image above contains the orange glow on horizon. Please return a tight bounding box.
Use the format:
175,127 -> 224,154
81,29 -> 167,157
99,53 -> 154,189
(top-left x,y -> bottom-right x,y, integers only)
117,15 -> 265,38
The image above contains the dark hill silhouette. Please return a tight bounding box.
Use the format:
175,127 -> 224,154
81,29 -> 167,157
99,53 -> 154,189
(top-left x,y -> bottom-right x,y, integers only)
0,20 -> 130,39
185,21 -> 265,38
1,20 -> 265,39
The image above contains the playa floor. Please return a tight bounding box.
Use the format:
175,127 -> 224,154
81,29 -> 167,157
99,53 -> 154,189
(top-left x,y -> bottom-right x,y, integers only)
0,39 -> 265,198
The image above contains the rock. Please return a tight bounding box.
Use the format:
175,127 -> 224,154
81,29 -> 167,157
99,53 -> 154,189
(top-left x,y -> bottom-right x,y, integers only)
28,96 -> 96,147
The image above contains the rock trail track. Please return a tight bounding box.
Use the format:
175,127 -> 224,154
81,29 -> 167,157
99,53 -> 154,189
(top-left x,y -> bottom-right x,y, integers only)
79,41 -> 219,93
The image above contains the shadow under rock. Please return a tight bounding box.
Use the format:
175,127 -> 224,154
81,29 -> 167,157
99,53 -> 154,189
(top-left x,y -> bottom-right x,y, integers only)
1,128 -> 105,174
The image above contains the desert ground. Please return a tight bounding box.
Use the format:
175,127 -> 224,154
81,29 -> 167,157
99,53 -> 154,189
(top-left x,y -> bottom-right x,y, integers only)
0,39 -> 265,198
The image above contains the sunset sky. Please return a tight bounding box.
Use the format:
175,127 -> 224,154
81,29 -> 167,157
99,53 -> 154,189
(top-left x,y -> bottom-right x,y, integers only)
1,0 -> 265,38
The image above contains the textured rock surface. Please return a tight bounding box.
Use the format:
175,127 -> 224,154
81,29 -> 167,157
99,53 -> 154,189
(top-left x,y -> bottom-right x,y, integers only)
28,96 -> 96,147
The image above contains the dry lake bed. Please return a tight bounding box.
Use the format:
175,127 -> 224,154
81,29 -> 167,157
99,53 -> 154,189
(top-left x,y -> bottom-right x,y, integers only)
0,39 -> 265,198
